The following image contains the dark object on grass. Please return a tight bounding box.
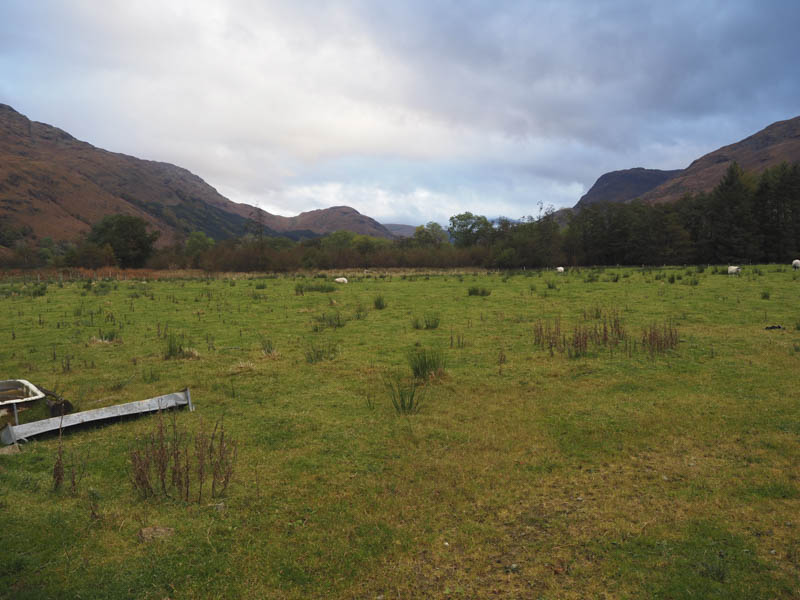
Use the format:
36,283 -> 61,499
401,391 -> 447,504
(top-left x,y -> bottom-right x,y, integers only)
764,325 -> 783,330
39,386 -> 74,417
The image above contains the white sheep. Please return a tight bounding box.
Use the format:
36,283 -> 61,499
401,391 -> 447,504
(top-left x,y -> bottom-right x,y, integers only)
792,259 -> 800,270
556,266 -> 565,273
727,266 -> 741,276
334,277 -> 348,284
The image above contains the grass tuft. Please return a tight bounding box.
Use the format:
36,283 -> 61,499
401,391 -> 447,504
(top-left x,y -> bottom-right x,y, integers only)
408,348 -> 446,379
384,374 -> 423,414
467,286 -> 491,296
423,312 -> 441,329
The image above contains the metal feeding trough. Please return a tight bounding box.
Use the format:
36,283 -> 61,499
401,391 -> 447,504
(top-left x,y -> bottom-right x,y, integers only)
0,380 -> 46,426
0,389 -> 194,446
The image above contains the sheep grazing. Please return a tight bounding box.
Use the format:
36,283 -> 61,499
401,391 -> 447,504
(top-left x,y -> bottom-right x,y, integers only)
792,259 -> 800,270
334,277 -> 348,284
556,266 -> 565,273
727,266 -> 741,276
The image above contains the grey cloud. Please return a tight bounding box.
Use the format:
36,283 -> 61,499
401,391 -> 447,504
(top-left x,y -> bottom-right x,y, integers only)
1,0 -> 798,222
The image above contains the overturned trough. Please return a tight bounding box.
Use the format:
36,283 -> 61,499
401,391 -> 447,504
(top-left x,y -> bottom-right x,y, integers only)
0,389 -> 193,445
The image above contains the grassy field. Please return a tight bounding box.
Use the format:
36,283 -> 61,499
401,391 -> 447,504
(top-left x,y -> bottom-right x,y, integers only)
1,266 -> 798,599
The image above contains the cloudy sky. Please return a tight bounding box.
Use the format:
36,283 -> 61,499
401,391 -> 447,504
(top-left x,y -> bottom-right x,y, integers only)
1,1 -> 798,226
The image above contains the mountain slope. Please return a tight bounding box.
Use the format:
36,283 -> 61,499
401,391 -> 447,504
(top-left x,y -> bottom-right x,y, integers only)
383,224 -> 417,238
0,104 -> 394,245
640,116 -> 800,204
575,168 -> 682,208
575,116 -> 800,209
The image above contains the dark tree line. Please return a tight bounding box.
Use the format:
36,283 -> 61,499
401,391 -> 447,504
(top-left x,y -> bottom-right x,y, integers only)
565,162 -> 800,266
2,162 -> 799,271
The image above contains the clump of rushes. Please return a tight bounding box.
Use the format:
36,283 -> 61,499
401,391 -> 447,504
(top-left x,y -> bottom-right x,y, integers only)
384,374 -> 423,415
304,340 -> 338,363
353,303 -> 367,320
467,286 -> 491,296
423,312 -> 441,329
312,311 -> 346,331
408,348 -> 446,379
259,336 -> 277,357
373,294 -> 387,309
164,332 -> 197,359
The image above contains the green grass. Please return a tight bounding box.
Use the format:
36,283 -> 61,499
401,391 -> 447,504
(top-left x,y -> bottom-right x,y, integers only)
0,266 -> 799,598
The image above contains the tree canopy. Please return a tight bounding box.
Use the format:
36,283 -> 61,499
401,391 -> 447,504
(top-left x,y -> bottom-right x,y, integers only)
87,215 -> 160,268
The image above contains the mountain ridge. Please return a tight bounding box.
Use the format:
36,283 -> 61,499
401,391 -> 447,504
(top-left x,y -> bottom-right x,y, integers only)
574,116 -> 800,210
575,167 -> 682,208
0,104 -> 394,245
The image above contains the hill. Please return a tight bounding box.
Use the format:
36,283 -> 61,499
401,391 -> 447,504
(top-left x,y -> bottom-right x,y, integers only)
576,116 -> 800,208
575,168 -> 682,208
383,224 -> 418,238
641,116 -> 800,204
0,104 -> 394,246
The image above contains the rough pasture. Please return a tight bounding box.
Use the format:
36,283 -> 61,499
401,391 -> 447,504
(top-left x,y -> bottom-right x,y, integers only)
0,266 -> 798,599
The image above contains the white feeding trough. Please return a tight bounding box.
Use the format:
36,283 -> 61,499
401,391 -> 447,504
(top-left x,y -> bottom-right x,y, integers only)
0,380 -> 46,407
0,380 -> 46,426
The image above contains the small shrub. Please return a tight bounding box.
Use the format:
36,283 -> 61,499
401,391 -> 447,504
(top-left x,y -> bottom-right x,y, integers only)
408,348 -> 446,379
410,316 -> 422,330
546,280 -> 558,290
761,290 -> 770,300
373,295 -> 386,310
668,274 -> 675,284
